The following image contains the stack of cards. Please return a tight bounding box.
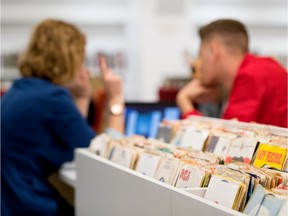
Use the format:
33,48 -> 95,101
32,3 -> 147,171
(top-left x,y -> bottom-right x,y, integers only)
204,175 -> 246,210
244,184 -> 287,216
87,116 -> 287,213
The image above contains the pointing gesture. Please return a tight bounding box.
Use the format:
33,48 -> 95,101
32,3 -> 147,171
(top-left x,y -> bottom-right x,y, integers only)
98,54 -> 125,133
99,54 -> 124,103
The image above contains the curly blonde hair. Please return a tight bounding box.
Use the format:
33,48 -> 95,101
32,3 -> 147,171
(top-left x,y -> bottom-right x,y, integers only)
18,19 -> 86,85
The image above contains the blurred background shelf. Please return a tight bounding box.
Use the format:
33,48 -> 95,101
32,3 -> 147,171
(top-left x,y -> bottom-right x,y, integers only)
1,68 -> 21,81
1,0 -> 287,101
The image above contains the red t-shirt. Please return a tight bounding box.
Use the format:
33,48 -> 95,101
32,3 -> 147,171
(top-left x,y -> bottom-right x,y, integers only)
183,54 -> 288,128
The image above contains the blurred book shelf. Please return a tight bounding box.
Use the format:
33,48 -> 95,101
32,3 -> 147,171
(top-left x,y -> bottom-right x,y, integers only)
158,77 -> 190,102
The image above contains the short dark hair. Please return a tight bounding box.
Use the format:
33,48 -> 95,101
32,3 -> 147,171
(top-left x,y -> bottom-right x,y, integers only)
199,19 -> 249,53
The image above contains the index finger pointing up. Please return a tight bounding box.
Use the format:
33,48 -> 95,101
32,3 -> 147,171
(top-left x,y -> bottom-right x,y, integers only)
99,54 -> 108,76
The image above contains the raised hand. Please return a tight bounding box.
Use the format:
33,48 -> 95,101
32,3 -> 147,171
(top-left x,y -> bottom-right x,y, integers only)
98,54 -> 124,133
64,65 -> 92,98
176,79 -> 220,114
99,55 -> 123,103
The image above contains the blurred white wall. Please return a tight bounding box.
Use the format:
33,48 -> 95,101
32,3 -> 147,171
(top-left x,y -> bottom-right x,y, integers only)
1,0 -> 287,101
131,0 -> 192,101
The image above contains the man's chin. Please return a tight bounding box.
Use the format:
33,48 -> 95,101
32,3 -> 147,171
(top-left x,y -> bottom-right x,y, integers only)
200,78 -> 213,87
202,80 -> 219,88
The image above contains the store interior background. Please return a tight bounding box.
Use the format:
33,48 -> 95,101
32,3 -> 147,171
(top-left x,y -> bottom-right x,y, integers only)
2,0 -> 287,102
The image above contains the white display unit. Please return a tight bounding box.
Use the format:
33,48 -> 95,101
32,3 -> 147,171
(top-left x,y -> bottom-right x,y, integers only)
59,162 -> 77,188
75,148 -> 246,216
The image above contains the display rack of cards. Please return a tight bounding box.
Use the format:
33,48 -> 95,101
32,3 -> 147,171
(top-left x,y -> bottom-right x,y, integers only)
76,149 -> 245,216
75,116 -> 287,216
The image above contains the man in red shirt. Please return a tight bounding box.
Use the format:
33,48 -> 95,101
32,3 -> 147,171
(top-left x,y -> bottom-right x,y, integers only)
176,19 -> 287,128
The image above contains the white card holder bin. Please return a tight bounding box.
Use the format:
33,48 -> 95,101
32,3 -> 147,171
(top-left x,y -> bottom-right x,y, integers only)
76,149 -> 246,216
181,187 -> 207,198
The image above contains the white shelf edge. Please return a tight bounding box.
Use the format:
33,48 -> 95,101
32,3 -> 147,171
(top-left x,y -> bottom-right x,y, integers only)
76,148 -> 246,216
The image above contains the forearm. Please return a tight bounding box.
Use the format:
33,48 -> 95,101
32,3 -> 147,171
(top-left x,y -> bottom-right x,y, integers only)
176,91 -> 196,114
99,55 -> 125,133
107,114 -> 124,134
176,79 -> 222,116
74,97 -> 90,118
176,93 -> 204,119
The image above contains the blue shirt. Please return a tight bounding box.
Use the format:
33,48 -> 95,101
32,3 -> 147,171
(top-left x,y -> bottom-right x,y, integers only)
1,78 -> 96,215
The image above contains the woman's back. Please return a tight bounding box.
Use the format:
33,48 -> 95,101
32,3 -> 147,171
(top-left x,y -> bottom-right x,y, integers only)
1,77 -> 95,215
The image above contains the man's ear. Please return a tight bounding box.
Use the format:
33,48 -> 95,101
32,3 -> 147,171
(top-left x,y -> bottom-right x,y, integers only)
209,40 -> 221,61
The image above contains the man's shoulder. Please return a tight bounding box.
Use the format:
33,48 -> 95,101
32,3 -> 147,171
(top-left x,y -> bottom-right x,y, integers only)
240,54 -> 286,76
232,55 -> 287,97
